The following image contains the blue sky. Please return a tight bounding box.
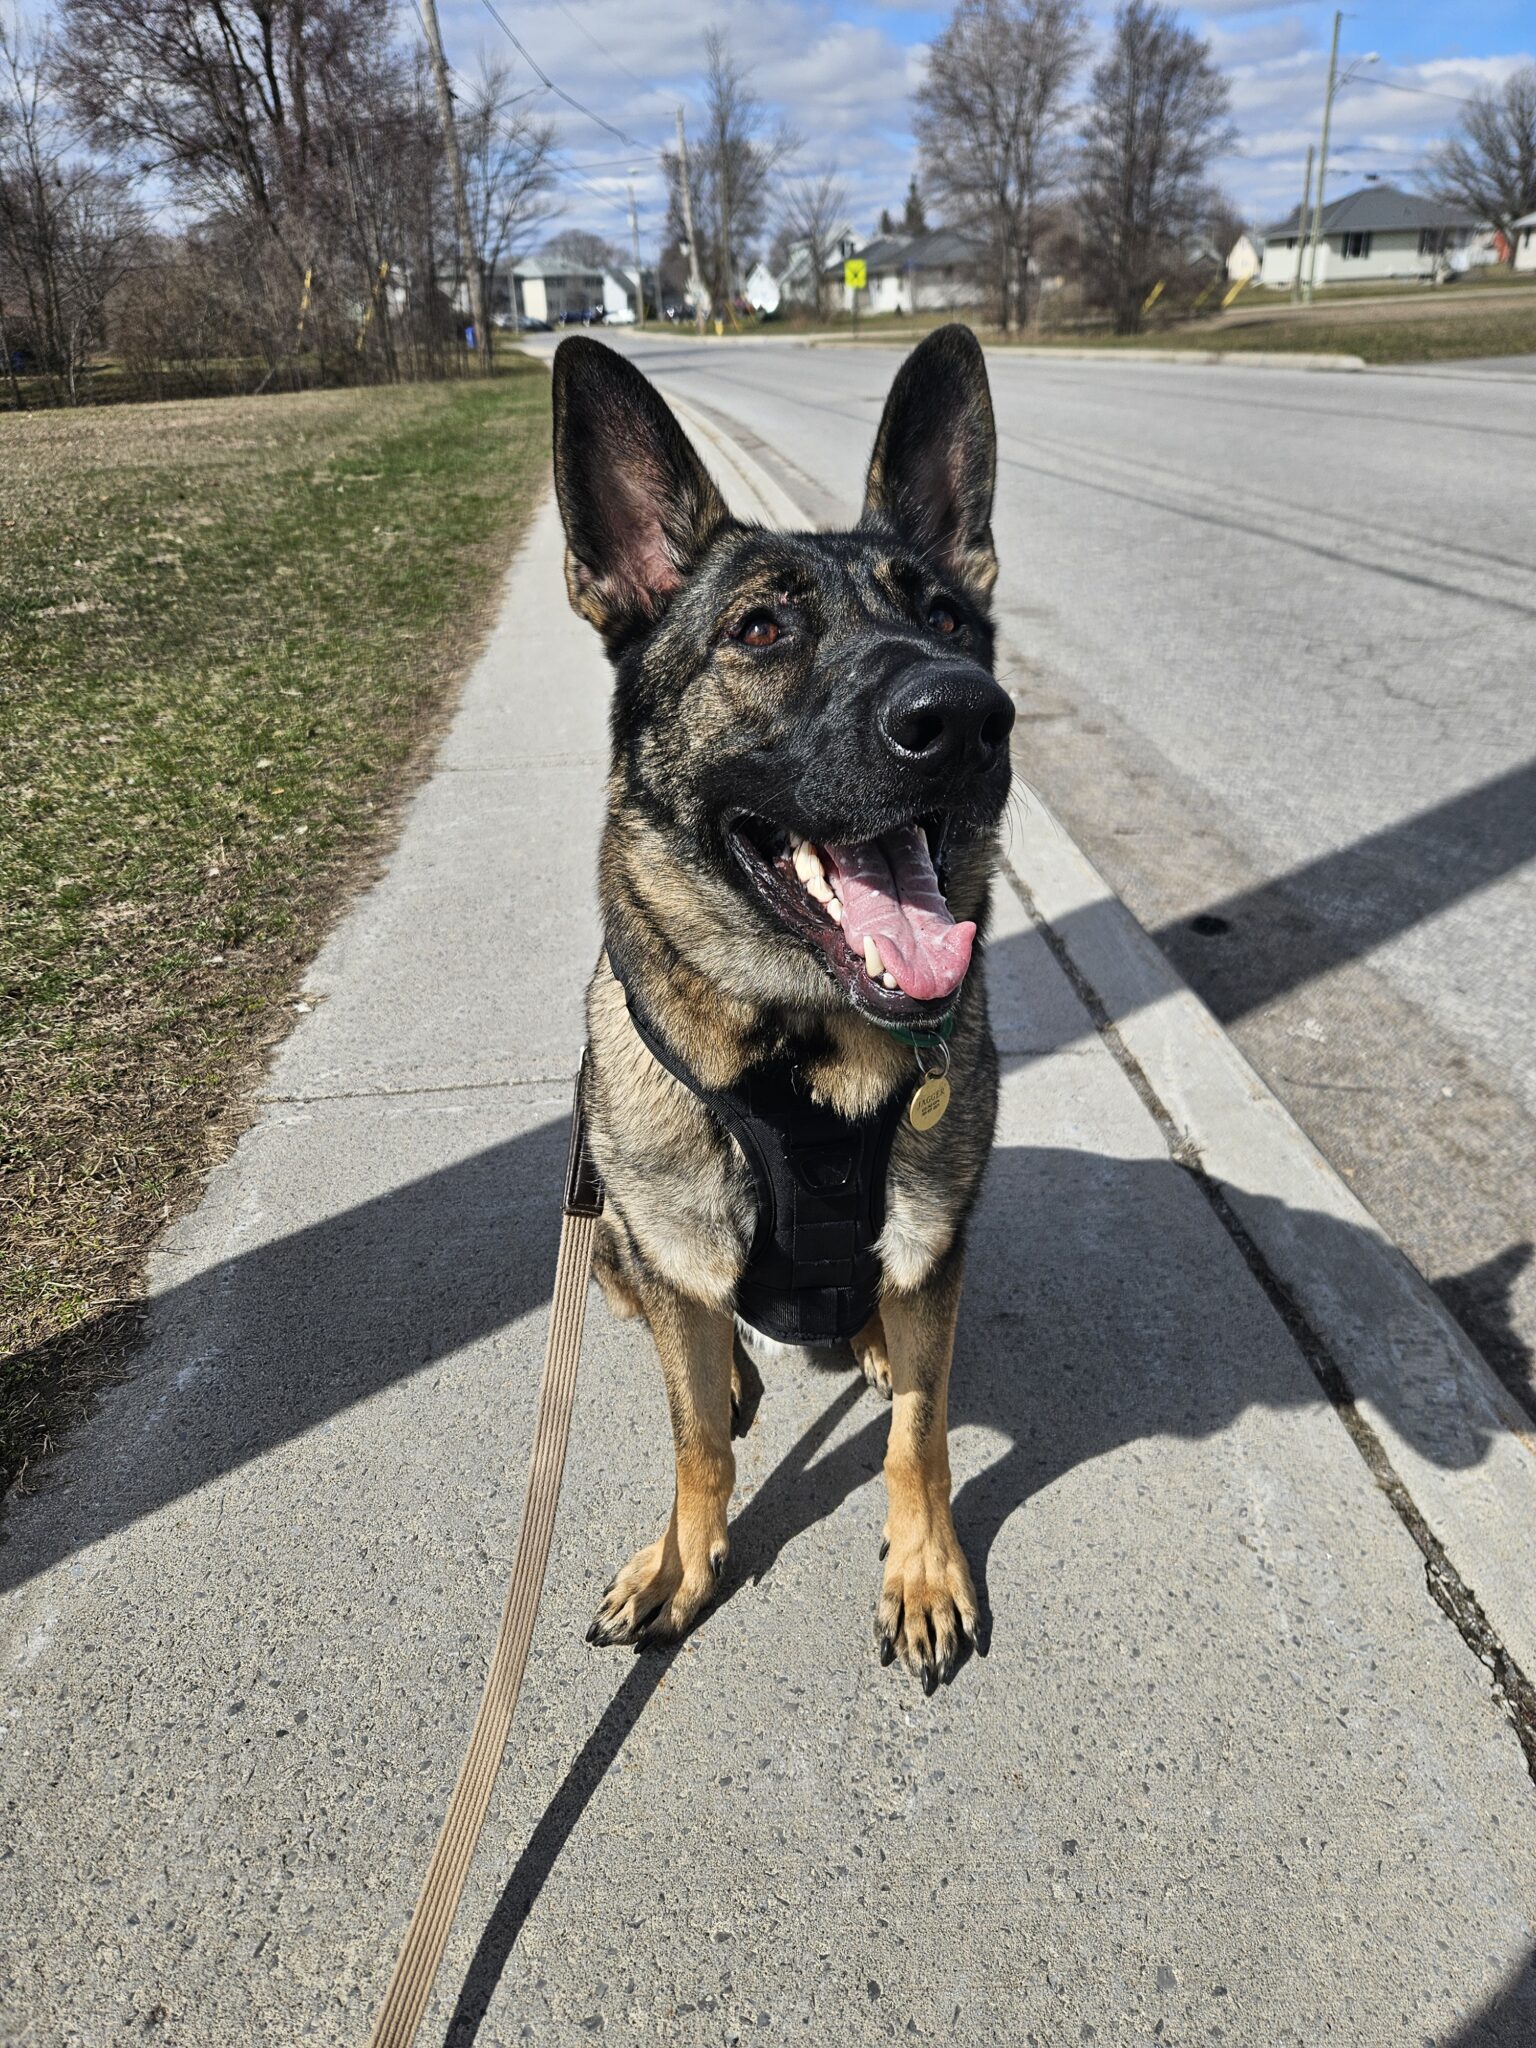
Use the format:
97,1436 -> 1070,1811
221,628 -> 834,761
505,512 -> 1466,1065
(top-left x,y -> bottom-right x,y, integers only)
438,0 -> 1536,255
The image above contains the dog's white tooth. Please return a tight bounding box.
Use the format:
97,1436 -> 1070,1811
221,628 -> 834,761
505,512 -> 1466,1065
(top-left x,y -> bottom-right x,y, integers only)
828,897 -> 843,923
802,846 -> 823,881
792,844 -> 809,880
881,972 -> 898,989
864,935 -> 884,978
806,875 -> 832,903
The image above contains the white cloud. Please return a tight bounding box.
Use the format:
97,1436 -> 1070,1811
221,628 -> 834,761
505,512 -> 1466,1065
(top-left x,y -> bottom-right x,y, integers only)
438,0 -> 1533,252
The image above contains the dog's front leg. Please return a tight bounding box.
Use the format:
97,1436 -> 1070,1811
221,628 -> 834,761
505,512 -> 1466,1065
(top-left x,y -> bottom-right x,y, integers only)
587,1283 -> 735,1646
876,1251 -> 981,1692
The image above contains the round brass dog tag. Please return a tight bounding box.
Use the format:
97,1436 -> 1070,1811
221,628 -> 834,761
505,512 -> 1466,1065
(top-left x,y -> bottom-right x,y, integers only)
908,1075 -> 950,1131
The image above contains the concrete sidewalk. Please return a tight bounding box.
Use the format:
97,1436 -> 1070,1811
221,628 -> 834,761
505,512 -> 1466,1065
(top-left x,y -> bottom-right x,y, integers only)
3,421 -> 1535,2046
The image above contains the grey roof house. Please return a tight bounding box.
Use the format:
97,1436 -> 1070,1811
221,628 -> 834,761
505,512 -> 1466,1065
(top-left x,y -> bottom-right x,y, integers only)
833,229 -> 988,314
1258,184 -> 1480,289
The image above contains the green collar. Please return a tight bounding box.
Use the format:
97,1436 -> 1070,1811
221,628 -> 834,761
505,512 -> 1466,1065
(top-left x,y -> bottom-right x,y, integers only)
880,1010 -> 956,1052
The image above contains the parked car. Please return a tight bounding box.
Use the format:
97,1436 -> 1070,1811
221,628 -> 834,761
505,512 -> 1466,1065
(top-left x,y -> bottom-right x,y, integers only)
605,306 -> 637,327
514,314 -> 552,332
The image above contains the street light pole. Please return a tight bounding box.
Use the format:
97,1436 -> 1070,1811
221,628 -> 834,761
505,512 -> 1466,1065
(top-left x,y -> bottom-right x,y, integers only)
1304,9 -> 1342,303
417,0 -> 486,368
628,176 -> 646,329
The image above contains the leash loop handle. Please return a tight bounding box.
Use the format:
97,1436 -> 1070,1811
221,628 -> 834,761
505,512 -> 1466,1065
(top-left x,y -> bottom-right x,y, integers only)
366,1057 -> 602,2048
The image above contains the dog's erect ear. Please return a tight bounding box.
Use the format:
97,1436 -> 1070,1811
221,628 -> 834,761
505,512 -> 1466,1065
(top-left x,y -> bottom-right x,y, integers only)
553,337 -> 734,645
861,324 -> 997,598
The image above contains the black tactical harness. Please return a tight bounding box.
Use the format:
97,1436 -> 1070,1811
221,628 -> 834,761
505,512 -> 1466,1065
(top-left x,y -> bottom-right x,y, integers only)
607,938 -> 921,1348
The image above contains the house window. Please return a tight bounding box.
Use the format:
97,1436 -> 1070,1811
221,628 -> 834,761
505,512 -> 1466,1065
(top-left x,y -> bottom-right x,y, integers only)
1342,231 -> 1372,259
1418,229 -> 1441,257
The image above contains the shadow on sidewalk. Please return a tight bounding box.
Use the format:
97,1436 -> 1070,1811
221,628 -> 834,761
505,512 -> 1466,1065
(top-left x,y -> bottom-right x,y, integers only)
438,1131 -> 1535,2039
4,1107 -> 1526,1602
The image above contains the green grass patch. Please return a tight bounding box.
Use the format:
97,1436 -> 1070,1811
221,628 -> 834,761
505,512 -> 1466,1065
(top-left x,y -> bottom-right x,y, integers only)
1185,302 -> 1536,363
0,363 -> 549,1486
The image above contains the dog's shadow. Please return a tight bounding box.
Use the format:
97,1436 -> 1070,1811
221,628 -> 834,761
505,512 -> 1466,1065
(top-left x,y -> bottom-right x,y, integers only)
442,1131 -> 1524,2042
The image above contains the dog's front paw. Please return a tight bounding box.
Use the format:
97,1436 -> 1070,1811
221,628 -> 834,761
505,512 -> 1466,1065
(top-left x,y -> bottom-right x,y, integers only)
874,1515 -> 981,1693
586,1527 -> 726,1647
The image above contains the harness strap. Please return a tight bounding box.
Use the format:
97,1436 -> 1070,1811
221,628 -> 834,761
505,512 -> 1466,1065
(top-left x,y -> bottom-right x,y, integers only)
366,1057 -> 603,2048
605,935 -> 906,1347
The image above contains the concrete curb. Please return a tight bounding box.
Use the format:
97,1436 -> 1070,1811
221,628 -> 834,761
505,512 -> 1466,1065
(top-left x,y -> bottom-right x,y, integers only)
986,346 -> 1368,372
604,330 -> 1368,372
671,388 -> 1536,1689
806,337 -> 1369,371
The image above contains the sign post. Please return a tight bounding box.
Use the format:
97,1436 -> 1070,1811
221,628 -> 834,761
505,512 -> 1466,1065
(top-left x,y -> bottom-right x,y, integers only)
843,256 -> 866,336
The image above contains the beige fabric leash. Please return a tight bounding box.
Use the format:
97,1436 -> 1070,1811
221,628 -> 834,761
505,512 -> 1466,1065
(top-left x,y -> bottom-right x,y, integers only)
367,1056 -> 604,2048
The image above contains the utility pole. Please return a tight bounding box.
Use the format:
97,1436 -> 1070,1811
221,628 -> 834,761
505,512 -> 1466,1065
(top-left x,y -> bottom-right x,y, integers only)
1303,9 -> 1342,303
675,105 -> 711,334
628,175 -> 646,329
1290,144 -> 1314,305
418,0 -> 487,368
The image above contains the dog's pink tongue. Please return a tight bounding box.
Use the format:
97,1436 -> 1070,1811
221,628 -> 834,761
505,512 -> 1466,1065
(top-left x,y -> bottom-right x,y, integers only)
824,826 -> 975,1002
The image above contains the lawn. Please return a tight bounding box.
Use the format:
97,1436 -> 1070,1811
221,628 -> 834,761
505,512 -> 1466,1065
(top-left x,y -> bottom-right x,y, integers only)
0,362 -> 550,1488
775,285 -> 1536,364
1187,299 -> 1536,363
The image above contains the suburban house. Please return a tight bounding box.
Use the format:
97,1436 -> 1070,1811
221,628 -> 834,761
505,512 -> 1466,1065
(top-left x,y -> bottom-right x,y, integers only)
831,229 -> 988,315
1257,184 -> 1478,290
1513,211 -> 1536,273
776,222 -> 857,308
500,258 -> 644,325
1225,230 -> 1264,282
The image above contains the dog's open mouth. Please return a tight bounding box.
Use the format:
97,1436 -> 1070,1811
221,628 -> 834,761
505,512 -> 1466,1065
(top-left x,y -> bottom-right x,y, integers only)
728,814 -> 975,1023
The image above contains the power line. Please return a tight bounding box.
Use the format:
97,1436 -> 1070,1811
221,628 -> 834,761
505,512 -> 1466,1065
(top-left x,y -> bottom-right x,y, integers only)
547,0 -> 653,92
474,0 -> 660,155
1346,73 -> 1477,108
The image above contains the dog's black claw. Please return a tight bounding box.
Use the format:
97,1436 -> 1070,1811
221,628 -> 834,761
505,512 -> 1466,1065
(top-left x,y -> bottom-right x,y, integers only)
878,1634 -> 896,1667
585,1620 -> 601,1645
920,1661 -> 937,1697
878,1536 -> 889,1561
710,1550 -> 727,1583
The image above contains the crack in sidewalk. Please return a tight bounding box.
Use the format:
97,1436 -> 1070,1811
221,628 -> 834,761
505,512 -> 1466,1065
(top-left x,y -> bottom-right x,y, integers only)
1007,862 -> 1536,1788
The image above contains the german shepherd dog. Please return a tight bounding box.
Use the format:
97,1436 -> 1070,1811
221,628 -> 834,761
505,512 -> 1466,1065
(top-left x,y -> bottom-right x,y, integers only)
552,326 -> 1014,1692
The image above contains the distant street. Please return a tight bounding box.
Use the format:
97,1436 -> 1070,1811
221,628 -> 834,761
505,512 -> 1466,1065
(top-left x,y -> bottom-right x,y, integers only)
609,333 -> 1536,1410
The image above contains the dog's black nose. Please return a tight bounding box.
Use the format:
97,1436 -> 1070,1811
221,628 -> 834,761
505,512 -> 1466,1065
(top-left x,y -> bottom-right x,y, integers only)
878,667 -> 1016,776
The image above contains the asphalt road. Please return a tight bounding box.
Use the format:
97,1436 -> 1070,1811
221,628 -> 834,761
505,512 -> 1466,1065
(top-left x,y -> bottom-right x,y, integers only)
606,334 -> 1536,1416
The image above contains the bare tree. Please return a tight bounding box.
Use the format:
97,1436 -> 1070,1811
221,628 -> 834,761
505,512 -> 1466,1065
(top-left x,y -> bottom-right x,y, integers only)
1425,64 -> 1536,266
0,14 -> 145,402
57,0 -> 398,277
665,28 -> 797,313
914,0 -> 1087,332
541,229 -> 625,270
1076,1 -> 1234,334
460,59 -> 556,323
776,165 -> 847,319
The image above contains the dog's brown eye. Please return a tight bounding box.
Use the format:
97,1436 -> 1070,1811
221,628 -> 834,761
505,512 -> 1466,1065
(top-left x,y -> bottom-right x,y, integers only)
737,611 -> 780,648
927,602 -> 959,636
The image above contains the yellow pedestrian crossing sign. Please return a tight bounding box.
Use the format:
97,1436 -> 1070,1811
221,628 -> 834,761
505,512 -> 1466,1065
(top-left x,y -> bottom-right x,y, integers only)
844,257 -> 867,291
